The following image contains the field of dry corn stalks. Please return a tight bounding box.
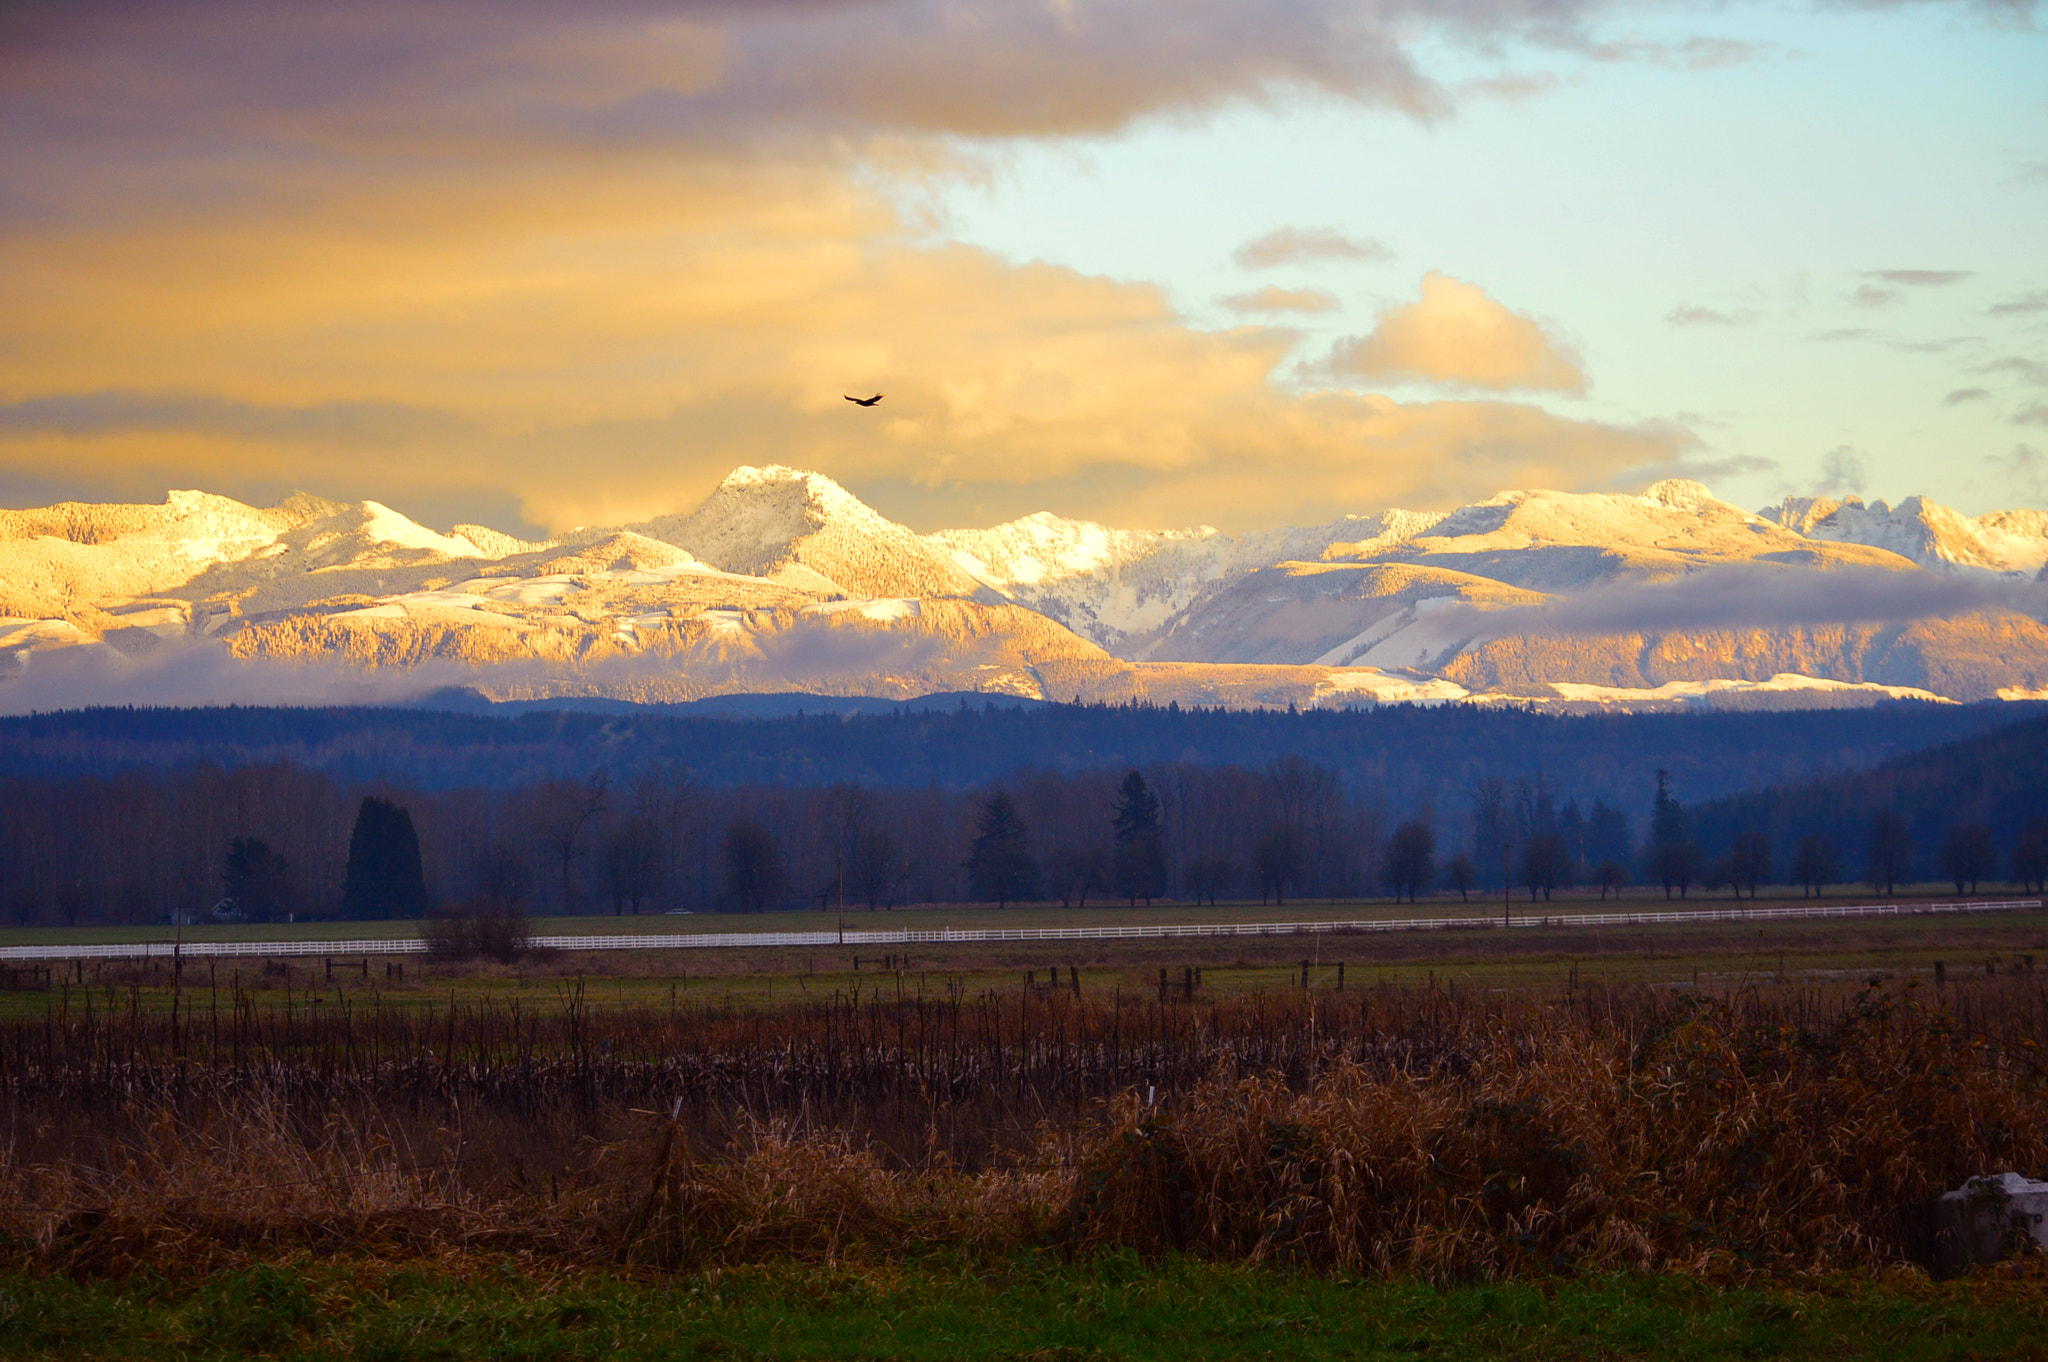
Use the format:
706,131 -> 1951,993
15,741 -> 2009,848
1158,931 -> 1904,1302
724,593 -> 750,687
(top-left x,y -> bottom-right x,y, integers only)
2,971 -> 2044,1282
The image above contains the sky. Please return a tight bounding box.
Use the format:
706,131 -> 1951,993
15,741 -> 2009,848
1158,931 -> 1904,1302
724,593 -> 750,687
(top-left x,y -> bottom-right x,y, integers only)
0,0 -> 2042,539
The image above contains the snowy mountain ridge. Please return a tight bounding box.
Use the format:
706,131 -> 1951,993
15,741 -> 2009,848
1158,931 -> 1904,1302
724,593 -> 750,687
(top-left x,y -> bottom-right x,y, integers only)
2,465 -> 2046,711
1757,494 -> 2048,575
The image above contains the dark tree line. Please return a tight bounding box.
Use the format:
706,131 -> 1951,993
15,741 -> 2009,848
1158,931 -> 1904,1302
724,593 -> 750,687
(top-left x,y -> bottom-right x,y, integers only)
3,705 -> 2044,925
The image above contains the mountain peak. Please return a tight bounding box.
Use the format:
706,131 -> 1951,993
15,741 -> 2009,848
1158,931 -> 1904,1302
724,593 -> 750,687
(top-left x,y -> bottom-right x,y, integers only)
1757,491 -> 2048,574
1642,478 -> 1719,510
632,464 -> 986,599
715,463 -> 872,518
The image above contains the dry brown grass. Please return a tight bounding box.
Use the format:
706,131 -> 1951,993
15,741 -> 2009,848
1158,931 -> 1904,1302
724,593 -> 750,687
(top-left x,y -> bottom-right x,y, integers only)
3,975 -> 2043,1281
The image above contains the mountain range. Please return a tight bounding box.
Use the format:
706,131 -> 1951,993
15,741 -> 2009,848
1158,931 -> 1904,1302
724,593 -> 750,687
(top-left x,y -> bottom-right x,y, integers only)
3,466 -> 2045,712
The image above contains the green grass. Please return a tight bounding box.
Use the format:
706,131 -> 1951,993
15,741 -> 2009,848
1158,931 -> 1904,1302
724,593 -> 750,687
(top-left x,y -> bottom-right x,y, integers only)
5,906 -> 2042,1021
0,1255 -> 2041,1360
2,881 -> 2031,950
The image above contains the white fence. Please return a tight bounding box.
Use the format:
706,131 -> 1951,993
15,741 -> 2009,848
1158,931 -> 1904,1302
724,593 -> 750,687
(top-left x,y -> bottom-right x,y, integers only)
1,898 -> 2036,963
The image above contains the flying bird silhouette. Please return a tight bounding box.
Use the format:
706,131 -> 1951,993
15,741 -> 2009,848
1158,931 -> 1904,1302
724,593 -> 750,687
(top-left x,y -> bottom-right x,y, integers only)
844,393 -> 883,407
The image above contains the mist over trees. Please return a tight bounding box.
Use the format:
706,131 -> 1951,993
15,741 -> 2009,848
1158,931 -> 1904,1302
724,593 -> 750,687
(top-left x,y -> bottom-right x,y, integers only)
0,705 -> 2042,923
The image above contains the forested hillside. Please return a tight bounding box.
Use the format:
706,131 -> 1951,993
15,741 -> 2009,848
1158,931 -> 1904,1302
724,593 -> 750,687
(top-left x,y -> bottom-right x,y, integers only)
0,697 -> 2028,802
1688,712 -> 2048,890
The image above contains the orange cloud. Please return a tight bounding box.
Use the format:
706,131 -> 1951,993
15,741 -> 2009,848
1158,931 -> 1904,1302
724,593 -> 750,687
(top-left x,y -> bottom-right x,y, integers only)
1334,272 -> 1586,393
1220,286 -> 1341,313
0,4 -> 1681,537
0,157 -> 1679,531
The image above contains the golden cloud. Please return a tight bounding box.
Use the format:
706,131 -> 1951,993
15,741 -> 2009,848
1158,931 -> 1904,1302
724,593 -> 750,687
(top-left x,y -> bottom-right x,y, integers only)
0,3 -> 1681,536
1334,272 -> 1586,393
0,156 -> 1682,531
1220,286 -> 1342,313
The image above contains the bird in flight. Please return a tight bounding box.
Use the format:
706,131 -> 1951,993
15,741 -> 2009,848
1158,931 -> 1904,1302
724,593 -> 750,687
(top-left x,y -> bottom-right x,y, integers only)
844,393 -> 883,407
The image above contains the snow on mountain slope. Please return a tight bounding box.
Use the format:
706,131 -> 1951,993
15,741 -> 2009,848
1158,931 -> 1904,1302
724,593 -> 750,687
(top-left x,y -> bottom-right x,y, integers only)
1436,612 -> 2048,702
1333,480 -> 1911,590
4,468 -> 2047,711
0,489 -> 522,629
1140,561 -> 1541,667
629,465 -> 989,601
930,508 -> 1411,649
1138,480 -> 1917,668
1758,494 -> 2048,574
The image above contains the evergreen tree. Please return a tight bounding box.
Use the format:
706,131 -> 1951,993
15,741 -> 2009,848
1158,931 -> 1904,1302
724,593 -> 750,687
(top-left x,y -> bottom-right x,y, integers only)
341,797 -> 427,920
1586,800 -> 1632,870
221,836 -> 289,922
967,791 -> 1039,907
1558,797 -> 1587,881
1648,770 -> 1700,900
1110,771 -> 1167,905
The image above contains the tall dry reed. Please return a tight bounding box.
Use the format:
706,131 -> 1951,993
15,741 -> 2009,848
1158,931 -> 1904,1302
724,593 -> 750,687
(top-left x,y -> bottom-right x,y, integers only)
3,975 -> 2042,1278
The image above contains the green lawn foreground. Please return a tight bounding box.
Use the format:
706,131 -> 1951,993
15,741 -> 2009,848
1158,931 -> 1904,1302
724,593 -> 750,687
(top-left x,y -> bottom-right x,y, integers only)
1,1254 -> 2043,1361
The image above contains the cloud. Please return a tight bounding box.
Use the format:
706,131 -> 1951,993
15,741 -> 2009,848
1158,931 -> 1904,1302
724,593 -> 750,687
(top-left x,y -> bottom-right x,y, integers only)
1665,304 -> 1759,326
1585,35 -> 1771,70
1986,444 -> 2048,503
1442,562 -> 2048,642
1984,357 -> 2048,386
1817,445 -> 1866,497
1990,291 -> 2048,317
0,3 -> 1710,536
0,390 -> 472,446
1850,284 -> 1901,308
1456,70 -> 1562,101
1233,228 -> 1391,268
1942,387 -> 1991,405
1863,269 -> 1972,287
0,2 -> 1458,174
1331,272 -> 1585,393
0,617 -> 957,715
1219,285 -> 1340,313
2017,403 -> 2048,427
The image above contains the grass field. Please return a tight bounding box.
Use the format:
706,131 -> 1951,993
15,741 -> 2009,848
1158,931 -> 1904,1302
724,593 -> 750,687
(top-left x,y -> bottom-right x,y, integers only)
0,881 -> 2026,951
4,901 -> 2041,1021
4,1256 -> 2045,1360
6,907 -> 2045,1360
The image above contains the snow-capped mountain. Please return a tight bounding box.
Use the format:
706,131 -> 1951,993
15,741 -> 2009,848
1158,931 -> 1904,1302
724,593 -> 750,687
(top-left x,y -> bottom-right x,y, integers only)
928,510 -> 1406,650
1757,494 -> 2048,576
2,467 -> 2045,712
629,465 -> 993,601
1141,480 -> 1921,669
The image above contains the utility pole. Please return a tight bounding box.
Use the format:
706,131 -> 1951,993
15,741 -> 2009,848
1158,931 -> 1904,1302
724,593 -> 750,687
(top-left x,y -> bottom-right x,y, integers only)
1502,841 -> 1512,928
836,855 -> 845,946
